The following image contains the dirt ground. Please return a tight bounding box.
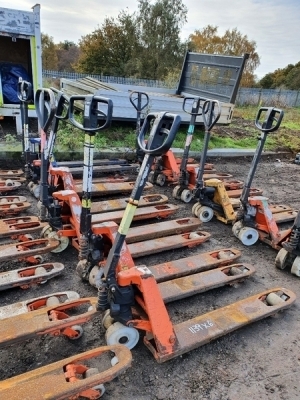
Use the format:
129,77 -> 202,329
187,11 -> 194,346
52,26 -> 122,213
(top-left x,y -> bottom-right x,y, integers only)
0,153 -> 300,400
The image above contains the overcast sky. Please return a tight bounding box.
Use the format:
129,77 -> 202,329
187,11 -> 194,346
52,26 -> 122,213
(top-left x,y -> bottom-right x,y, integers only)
2,0 -> 299,78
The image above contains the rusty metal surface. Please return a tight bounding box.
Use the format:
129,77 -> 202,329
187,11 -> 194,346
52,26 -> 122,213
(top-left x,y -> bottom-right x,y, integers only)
0,181 -> 21,193
204,173 -> 233,181
0,169 -> 24,177
272,210 -> 298,223
0,291 -> 80,319
0,238 -> 60,262
0,216 -> 47,238
128,231 -> 210,258
91,194 -> 169,214
149,248 -> 241,282
0,345 -> 132,400
226,188 -> 263,198
0,201 -> 31,216
0,297 -> 99,348
0,262 -> 64,291
0,195 -> 27,203
146,287 -> 296,362
159,263 -> 255,303
0,176 -> 26,183
269,204 -> 293,213
68,163 -> 139,176
91,204 -> 179,224
75,181 -> 153,196
126,217 -> 201,244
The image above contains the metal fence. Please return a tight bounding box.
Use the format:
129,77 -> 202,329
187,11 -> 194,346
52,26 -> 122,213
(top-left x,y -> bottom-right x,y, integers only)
43,70 -> 300,107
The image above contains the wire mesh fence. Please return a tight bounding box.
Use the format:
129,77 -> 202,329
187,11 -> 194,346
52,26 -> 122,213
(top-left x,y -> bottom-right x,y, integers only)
43,70 -> 300,107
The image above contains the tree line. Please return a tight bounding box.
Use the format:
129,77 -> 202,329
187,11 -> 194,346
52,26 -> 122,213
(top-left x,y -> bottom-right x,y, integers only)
41,0 -> 299,90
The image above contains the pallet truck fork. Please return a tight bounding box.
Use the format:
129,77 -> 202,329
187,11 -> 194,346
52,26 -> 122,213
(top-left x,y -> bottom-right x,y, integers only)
0,198 -> 31,217
0,345 -> 132,400
0,216 -> 47,239
0,180 -> 22,195
232,107 -> 295,247
0,297 -> 99,348
275,210 -> 300,277
0,262 -> 64,291
0,237 -> 60,264
0,291 -> 79,319
95,110 -> 296,363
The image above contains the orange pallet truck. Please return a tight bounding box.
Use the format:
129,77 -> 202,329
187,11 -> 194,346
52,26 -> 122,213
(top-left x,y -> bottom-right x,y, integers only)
232,107 -> 298,246
0,345 -> 131,400
94,110 -> 296,362
39,97 -> 209,285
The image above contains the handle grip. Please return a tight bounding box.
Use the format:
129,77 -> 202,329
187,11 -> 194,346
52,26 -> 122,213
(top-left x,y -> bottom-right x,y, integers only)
202,99 -> 221,131
182,96 -> 207,116
34,88 -> 57,132
17,78 -> 32,102
69,95 -> 113,132
255,107 -> 284,132
137,112 -> 181,156
129,91 -> 150,112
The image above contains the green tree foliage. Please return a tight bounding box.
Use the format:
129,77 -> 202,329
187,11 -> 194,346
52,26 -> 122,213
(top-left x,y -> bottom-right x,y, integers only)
75,0 -> 187,80
75,10 -> 139,76
188,25 -> 260,87
136,0 -> 188,79
259,62 -> 300,90
56,41 -> 80,72
41,33 -> 58,70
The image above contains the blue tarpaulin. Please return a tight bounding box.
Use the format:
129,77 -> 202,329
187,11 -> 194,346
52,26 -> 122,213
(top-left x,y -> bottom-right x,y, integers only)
0,63 -> 32,104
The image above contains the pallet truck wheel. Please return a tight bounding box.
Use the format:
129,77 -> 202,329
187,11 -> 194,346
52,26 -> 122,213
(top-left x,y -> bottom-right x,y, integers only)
0,198 -> 8,203
237,227 -> 259,246
33,255 -> 44,264
218,250 -> 235,260
41,225 -> 53,238
23,234 -> 34,241
105,322 -> 139,349
275,248 -> 289,270
7,170 -> 14,174
69,324 -> 84,340
9,203 -> 18,209
189,231 -> 202,239
229,266 -> 243,275
111,356 -> 119,366
181,189 -> 193,203
102,309 -> 115,330
27,181 -> 34,190
37,200 -> 42,211
35,266 -> 47,283
172,185 -> 182,200
5,179 -> 14,186
291,256 -> 300,277
84,367 -> 106,395
32,184 -> 40,199
148,171 -> 155,183
197,206 -> 213,222
46,296 -> 60,306
192,202 -> 200,215
88,265 -> 104,288
266,292 -> 285,306
156,173 -> 166,187
48,232 -> 69,253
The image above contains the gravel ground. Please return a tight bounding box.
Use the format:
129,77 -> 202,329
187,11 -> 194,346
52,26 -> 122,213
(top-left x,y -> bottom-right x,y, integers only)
0,154 -> 300,400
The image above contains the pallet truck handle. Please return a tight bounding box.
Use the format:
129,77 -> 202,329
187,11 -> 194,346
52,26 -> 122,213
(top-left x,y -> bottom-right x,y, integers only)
69,95 -> 113,132
202,99 -> 221,131
137,112 -> 181,156
17,78 -> 32,103
182,96 -> 206,116
34,88 -> 57,133
50,87 -> 70,121
255,107 -> 284,133
129,91 -> 149,112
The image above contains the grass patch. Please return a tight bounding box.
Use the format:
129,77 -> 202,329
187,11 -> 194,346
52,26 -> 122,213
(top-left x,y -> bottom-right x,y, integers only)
53,105 -> 300,154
